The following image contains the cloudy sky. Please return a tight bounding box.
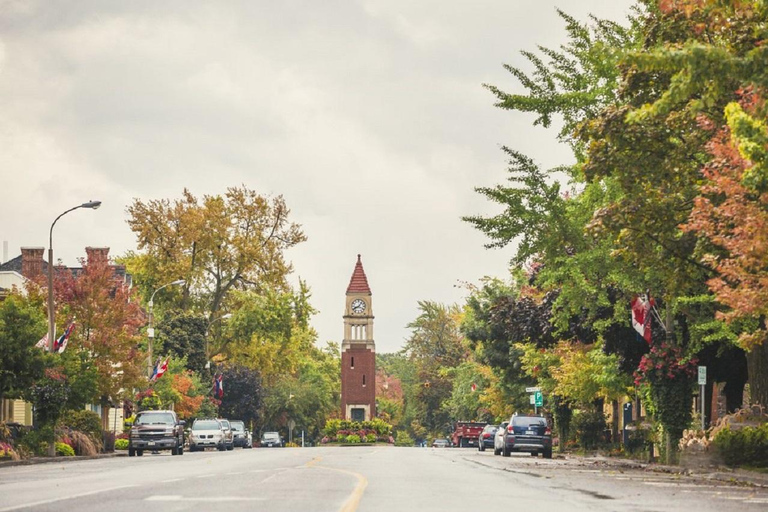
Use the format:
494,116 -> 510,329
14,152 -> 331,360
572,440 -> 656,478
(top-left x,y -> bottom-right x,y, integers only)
0,0 -> 634,354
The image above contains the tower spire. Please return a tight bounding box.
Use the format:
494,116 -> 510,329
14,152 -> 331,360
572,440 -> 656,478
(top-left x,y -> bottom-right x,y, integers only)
346,254 -> 371,294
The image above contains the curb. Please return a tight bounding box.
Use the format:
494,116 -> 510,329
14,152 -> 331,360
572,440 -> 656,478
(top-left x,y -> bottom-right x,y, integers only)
0,452 -> 125,469
573,454 -> 768,488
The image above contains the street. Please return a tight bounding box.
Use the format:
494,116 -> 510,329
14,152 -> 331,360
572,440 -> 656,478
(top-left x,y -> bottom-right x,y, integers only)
1,447 -> 767,512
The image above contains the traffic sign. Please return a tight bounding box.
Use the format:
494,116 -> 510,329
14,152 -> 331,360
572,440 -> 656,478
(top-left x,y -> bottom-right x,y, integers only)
525,387 -> 541,393
529,394 -> 536,405
698,366 -> 707,385
534,391 -> 543,407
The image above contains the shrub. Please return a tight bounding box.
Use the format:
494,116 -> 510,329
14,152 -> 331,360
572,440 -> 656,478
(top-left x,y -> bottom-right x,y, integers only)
55,442 -> 75,457
365,433 -> 377,443
68,431 -> 98,456
345,434 -> 361,443
394,431 -> 414,447
713,423 -> 768,468
59,410 -> 103,441
572,409 -> 608,450
114,439 -> 129,450
16,426 -> 53,457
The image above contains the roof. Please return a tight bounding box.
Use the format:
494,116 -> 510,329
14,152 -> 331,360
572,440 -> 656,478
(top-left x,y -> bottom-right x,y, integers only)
0,255 -> 49,274
346,254 -> 371,294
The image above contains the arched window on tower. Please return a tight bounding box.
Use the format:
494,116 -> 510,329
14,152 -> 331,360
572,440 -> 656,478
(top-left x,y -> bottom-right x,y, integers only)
363,374 -> 366,387
351,356 -> 355,369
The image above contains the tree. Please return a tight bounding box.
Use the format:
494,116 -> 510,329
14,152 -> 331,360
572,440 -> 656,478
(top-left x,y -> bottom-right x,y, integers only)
218,364 -> 264,430
0,294 -> 46,405
224,285 -> 317,385
261,343 -> 340,440
125,185 -> 306,320
55,256 -> 145,429
156,312 -> 207,374
684,95 -> 768,405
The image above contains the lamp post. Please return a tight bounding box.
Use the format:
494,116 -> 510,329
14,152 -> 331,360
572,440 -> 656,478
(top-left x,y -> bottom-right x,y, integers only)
47,201 -> 102,353
205,313 -> 232,371
147,279 -> 185,379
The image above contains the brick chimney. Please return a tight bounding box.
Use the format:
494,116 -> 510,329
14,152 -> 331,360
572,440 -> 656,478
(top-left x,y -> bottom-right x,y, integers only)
85,247 -> 110,266
20,247 -> 45,278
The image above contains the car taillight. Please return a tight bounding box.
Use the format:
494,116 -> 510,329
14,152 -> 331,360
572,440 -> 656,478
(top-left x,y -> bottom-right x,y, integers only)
545,427 -> 552,435
483,433 -> 490,438
507,425 -> 514,433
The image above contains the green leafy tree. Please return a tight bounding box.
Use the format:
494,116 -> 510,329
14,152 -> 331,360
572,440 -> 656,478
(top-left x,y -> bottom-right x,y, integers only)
156,312 -> 208,374
0,294 -> 47,404
218,364 -> 264,430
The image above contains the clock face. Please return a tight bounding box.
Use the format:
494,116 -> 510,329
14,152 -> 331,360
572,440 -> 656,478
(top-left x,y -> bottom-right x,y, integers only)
351,299 -> 366,314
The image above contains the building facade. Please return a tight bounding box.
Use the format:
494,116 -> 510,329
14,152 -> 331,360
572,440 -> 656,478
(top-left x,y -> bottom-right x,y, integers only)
340,255 -> 376,421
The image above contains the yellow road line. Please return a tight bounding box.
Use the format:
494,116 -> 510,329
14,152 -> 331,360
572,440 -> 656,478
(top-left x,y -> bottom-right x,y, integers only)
304,456 -> 368,512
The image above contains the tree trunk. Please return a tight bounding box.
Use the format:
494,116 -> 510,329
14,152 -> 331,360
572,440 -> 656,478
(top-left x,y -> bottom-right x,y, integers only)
745,342 -> 768,406
611,400 -> 619,444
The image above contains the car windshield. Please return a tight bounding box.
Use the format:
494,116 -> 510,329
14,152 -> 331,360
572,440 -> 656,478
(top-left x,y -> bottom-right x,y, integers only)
512,416 -> 546,427
135,413 -> 175,425
262,432 -> 279,440
484,425 -> 498,432
219,420 -> 230,428
192,420 -> 220,430
230,422 -> 244,432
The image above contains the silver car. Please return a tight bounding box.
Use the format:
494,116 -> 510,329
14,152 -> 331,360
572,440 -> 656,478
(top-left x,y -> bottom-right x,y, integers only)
260,431 -> 282,447
188,419 -> 225,452
218,418 -> 235,450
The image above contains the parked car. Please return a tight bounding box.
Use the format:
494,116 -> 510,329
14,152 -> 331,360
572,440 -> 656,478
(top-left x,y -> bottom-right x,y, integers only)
496,414 -> 552,458
188,419 -> 226,452
230,420 -> 252,448
478,424 -> 499,452
218,419 -> 234,450
260,431 -> 282,447
493,422 -> 508,456
431,438 -> 450,448
128,410 -> 185,457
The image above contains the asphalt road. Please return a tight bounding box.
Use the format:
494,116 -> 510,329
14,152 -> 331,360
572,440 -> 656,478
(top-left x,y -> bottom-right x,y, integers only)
1,447 -> 767,511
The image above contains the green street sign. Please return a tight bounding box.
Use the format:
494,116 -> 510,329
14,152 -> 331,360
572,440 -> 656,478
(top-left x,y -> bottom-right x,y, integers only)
534,390 -> 543,407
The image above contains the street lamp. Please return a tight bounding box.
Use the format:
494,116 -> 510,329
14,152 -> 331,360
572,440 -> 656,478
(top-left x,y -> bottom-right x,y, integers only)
47,201 -> 102,353
147,279 -> 185,378
205,313 -> 232,370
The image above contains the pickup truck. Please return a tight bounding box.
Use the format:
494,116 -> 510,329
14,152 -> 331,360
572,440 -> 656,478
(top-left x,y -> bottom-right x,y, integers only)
451,421 -> 486,448
128,410 -> 186,456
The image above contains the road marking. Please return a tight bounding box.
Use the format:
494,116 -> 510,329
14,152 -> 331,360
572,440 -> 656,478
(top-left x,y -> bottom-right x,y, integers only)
226,472 -> 243,475
0,485 -> 137,511
160,478 -> 184,483
196,473 -> 217,478
307,457 -> 368,512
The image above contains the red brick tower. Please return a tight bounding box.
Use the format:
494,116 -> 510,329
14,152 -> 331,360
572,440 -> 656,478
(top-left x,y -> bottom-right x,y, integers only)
341,255 -> 376,421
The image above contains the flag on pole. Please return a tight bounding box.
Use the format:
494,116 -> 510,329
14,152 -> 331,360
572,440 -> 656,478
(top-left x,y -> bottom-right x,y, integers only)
214,373 -> 224,398
631,294 -> 654,344
35,333 -> 49,350
53,322 -> 76,353
150,357 -> 169,382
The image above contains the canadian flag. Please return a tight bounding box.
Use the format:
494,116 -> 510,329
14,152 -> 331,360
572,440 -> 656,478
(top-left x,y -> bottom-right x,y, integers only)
631,294 -> 654,344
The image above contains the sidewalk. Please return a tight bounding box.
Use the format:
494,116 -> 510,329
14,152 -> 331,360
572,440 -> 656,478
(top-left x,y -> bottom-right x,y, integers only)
0,451 -> 125,469
571,453 -> 768,488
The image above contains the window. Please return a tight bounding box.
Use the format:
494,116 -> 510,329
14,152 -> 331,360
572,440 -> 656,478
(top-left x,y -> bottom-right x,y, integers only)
363,374 -> 366,386
351,356 -> 355,369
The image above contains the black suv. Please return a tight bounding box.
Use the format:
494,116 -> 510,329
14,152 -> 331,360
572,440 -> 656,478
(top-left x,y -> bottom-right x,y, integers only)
499,414 -> 552,458
128,410 -> 186,456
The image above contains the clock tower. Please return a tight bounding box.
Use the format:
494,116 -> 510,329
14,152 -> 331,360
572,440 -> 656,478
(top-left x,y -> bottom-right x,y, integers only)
341,254 -> 376,421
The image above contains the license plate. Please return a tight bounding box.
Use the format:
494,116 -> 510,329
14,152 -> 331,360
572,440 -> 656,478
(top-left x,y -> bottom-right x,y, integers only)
525,430 -> 534,435
148,441 -> 156,446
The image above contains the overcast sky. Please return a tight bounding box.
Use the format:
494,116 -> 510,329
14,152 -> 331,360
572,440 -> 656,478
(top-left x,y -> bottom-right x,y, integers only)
0,0 -> 635,354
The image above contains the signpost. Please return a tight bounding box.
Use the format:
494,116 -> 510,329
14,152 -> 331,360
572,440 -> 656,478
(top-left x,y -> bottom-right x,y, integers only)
698,366 -> 707,430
